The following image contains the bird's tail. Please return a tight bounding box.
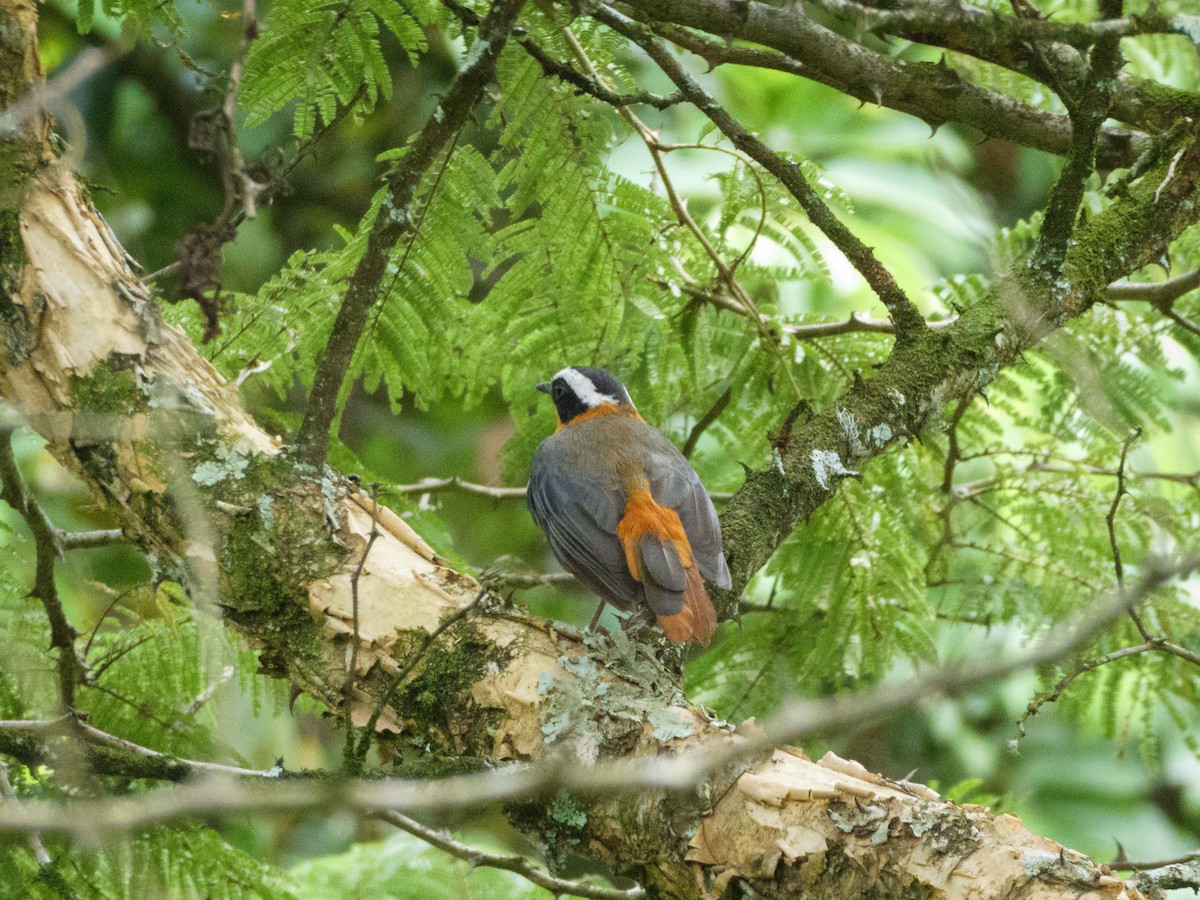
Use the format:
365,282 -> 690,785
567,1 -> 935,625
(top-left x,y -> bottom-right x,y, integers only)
655,566 -> 717,646
618,490 -> 718,646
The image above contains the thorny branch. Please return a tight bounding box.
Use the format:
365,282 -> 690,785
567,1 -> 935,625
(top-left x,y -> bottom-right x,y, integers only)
0,553 -> 1193,838
517,35 -> 682,110
621,0 -> 1198,137
808,0 -> 1192,49
293,0 -> 526,467
377,810 -> 646,900
1031,0 -> 1124,275
646,19 -> 1141,169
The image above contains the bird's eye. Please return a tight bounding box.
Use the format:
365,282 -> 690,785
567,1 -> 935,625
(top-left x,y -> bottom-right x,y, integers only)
552,383 -> 566,399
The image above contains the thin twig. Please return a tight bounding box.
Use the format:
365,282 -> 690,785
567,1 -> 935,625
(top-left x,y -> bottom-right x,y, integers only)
651,279 -> 958,339
60,529 -> 124,550
1114,849 -> 1200,871
377,810 -> 645,900
682,385 -> 732,458
344,484 -> 381,772
518,37 -> 682,110
386,479 -> 732,504
492,571 -> 577,589
0,761 -> 52,867
1018,641 -> 1155,735
0,429 -> 85,712
353,590 -> 488,766
221,0 -> 261,219
1106,430 -> 1148,639
387,477 -> 527,499
0,46 -> 117,137
596,5 -> 923,337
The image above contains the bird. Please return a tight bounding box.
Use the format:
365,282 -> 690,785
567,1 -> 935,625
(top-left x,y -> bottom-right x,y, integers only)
527,366 -> 732,645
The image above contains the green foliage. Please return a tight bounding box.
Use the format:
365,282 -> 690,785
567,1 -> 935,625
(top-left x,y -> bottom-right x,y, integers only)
288,830 -> 553,899
72,0 -> 181,37
0,823 -> 298,900
241,0 -> 434,136
24,0 -> 1200,888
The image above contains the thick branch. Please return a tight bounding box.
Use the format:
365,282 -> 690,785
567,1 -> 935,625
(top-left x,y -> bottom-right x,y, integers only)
810,0 -> 1191,50
1031,0 -> 1123,274
649,20 -> 1141,168
293,0 -> 525,466
618,0 -> 1200,137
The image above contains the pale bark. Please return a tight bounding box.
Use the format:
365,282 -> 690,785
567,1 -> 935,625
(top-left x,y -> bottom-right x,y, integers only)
0,2 -> 1170,897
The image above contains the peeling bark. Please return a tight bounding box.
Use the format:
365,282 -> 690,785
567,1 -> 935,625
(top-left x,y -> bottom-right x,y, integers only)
0,2 -> 1177,897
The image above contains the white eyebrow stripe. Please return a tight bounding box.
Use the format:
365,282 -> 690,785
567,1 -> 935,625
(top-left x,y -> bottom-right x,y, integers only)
557,367 -> 620,408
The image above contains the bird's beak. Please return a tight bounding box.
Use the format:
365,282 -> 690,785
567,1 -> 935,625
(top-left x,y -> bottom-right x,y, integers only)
536,382 -> 552,394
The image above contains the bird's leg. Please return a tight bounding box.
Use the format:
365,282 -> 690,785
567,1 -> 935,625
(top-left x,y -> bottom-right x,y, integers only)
588,599 -> 607,632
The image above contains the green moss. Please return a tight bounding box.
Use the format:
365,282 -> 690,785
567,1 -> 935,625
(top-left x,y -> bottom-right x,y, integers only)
399,619 -> 506,751
217,455 -> 343,678
506,789 -> 594,867
0,207 -> 30,360
389,753 -> 491,780
68,355 -> 146,415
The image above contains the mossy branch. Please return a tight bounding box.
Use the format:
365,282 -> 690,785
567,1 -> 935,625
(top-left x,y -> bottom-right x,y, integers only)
708,123 -> 1200,619
293,0 -> 526,467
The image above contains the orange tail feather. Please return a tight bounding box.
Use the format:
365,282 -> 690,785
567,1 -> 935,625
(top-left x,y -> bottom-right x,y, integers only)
656,567 -> 717,646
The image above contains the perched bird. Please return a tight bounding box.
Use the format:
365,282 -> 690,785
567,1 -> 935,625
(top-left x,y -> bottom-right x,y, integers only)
527,366 -> 732,645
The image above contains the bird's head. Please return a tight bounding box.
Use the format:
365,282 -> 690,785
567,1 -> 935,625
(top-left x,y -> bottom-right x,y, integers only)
537,366 -> 638,428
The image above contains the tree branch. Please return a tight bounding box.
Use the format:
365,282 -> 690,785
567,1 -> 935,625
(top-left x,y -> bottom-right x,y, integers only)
618,0 -> 1198,138
0,428 -> 85,712
597,5 -> 928,337
293,0 -> 526,466
647,19 -> 1141,168
0,719 -> 269,782
518,36 -> 683,110
1031,0 -> 1124,275
388,476 -> 527,499
808,0 -> 1192,50
0,552 -> 1190,842
377,810 -> 645,900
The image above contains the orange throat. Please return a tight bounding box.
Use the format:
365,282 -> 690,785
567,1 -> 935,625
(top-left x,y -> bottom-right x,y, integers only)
557,402 -> 643,431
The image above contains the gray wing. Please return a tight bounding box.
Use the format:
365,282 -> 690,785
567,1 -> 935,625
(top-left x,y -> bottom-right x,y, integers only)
646,441 -> 732,589
527,442 -> 639,607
